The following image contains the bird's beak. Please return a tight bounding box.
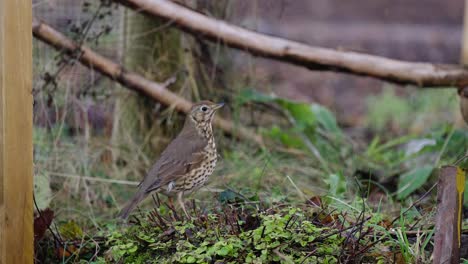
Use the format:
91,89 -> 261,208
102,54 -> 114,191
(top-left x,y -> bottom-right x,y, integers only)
212,102 -> 225,111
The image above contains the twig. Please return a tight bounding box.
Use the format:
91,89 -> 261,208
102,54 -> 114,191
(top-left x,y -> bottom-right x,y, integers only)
389,182 -> 437,227
314,216 -> 372,242
273,248 -> 294,264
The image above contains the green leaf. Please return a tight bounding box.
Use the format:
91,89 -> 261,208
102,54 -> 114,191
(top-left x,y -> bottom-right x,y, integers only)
278,100 -> 316,129
324,173 -> 347,197
264,126 -> 303,148
397,166 -> 434,199
217,246 -> 230,256
218,189 -> 238,204
128,244 -> 138,253
236,89 -> 276,105
185,256 -> 196,263
311,104 -> 342,135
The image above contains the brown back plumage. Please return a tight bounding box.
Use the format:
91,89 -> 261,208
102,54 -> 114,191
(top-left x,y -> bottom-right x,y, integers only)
118,101 -> 223,219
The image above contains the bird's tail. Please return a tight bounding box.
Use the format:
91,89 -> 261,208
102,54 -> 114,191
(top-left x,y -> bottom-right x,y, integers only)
118,192 -> 146,220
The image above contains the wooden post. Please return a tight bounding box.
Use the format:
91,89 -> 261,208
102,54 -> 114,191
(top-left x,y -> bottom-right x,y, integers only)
0,0 -> 34,263
433,166 -> 466,264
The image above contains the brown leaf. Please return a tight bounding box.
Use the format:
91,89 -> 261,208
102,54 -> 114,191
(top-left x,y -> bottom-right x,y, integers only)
34,208 -> 54,242
319,213 -> 340,226
307,196 -> 323,208
378,219 -> 392,230
56,244 -> 78,258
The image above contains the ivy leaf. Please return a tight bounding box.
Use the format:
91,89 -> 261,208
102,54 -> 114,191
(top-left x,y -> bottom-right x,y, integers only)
217,246 -> 230,256
185,256 -> 196,263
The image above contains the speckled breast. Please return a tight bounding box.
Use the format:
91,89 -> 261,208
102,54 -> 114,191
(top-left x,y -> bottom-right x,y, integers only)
171,143 -> 217,195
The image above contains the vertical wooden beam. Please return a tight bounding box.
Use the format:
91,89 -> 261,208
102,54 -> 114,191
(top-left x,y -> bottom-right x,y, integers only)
0,0 -> 34,263
433,166 -> 466,264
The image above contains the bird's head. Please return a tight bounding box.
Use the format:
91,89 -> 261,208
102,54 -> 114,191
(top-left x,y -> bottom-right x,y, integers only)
189,101 -> 224,123
184,101 -> 224,138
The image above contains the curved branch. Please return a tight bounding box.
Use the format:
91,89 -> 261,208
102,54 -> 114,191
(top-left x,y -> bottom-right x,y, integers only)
32,18 -> 263,145
115,0 -> 468,88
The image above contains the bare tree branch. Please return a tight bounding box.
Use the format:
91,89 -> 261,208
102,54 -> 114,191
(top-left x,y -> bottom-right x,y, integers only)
32,18 -> 263,146
114,0 -> 468,88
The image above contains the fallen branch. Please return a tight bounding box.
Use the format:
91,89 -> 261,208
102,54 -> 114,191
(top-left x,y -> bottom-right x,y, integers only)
32,18 -> 263,145
115,0 -> 468,88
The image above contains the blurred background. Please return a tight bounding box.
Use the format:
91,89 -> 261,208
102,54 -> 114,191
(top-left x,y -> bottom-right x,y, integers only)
33,0 -> 464,126
32,0 -> 466,262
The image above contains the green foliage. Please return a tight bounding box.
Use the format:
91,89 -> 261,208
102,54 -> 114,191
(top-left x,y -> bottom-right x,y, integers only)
366,88 -> 411,131
366,87 -> 459,132
34,81 -> 463,263
265,125 -> 303,149
324,173 -> 347,198
391,216 -> 434,263
101,207 -> 344,263
361,123 -> 466,199
238,89 -> 346,170
396,166 -> 434,199
310,104 -> 343,138
237,89 -> 465,202
363,135 -> 414,172
59,221 -> 84,240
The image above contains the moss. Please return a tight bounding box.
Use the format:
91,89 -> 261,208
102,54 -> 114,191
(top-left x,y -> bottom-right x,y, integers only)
101,207 -> 346,263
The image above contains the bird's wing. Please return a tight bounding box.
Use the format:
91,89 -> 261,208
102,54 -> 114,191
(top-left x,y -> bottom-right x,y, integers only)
139,134 -> 207,193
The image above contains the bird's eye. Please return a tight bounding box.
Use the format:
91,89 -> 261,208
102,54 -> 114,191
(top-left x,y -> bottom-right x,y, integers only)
201,106 -> 208,112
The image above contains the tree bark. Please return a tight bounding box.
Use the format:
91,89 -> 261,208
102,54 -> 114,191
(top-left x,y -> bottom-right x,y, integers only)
114,0 -> 468,88
32,18 -> 263,146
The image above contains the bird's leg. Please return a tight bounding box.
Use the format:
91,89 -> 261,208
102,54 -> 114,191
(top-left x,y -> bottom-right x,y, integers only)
168,196 -> 174,209
177,192 -> 190,219
166,196 -> 181,221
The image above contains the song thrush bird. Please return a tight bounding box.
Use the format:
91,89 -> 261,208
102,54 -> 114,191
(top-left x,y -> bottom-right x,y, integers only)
118,101 -> 224,219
